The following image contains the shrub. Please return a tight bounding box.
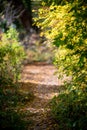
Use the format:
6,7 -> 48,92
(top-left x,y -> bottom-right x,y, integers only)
36,1 -> 87,129
0,109 -> 28,130
0,27 -> 26,130
0,27 -> 25,87
51,87 -> 87,130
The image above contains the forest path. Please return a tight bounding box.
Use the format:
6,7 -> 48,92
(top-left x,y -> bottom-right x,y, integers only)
20,62 -> 62,130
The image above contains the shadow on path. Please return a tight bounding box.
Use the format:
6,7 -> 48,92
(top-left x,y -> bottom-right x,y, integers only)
19,63 -> 62,130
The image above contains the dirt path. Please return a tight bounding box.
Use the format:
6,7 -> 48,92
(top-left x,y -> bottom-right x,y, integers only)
20,63 -> 62,130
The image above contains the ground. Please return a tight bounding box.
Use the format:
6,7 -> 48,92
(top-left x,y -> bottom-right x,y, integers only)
19,62 -> 62,130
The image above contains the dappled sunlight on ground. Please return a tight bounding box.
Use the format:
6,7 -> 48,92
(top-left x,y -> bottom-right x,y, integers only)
20,63 -> 61,86
19,62 -> 61,129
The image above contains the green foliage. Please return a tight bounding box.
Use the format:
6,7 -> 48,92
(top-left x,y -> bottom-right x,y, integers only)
0,109 -> 28,130
22,0 -> 31,11
42,0 -> 67,6
36,0 -> 87,129
0,27 -> 25,86
51,88 -> 87,129
0,27 -> 27,130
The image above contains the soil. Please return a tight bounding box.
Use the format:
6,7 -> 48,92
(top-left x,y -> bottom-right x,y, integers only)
20,62 -> 62,130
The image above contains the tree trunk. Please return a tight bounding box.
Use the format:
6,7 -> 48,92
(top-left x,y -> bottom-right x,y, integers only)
7,0 -> 32,31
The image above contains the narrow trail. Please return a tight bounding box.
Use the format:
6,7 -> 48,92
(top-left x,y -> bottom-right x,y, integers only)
20,62 -> 62,130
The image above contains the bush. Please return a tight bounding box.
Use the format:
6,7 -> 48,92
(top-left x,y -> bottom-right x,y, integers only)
0,109 -> 28,130
51,87 -> 87,130
0,27 -> 25,87
36,1 -> 87,129
0,27 -> 27,130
